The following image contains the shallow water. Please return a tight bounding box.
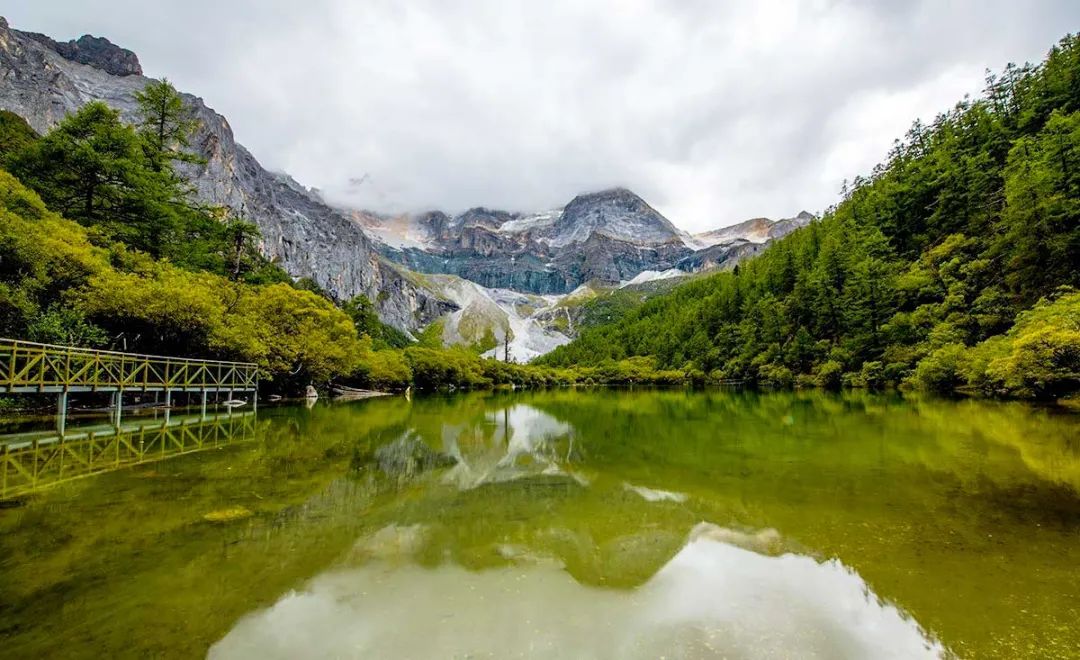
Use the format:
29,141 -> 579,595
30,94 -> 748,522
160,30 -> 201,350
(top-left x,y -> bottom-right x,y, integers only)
1,389 -> 1078,658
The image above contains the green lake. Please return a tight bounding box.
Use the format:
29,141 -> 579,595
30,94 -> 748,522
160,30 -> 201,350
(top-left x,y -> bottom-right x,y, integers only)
1,389 -> 1078,658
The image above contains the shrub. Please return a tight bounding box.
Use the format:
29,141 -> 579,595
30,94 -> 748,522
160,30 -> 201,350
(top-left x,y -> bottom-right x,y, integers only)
912,343 -> 969,393
815,360 -> 843,390
757,363 -> 794,389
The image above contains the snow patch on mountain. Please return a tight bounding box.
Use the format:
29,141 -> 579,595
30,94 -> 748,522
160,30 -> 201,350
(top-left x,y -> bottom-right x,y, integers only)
480,288 -> 572,363
620,269 -> 686,288
421,275 -> 570,362
498,210 -> 560,234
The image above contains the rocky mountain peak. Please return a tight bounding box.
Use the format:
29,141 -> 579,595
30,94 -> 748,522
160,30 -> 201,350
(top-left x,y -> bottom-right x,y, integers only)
553,187 -> 683,247
563,187 -> 645,210
10,20 -> 142,76
456,207 -> 516,230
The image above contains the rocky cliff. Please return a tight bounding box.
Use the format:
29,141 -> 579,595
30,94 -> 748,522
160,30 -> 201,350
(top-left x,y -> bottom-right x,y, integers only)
359,189 -> 813,294
0,18 -> 452,331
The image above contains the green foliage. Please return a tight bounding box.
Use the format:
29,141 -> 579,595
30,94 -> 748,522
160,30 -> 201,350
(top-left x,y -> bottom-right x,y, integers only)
6,102 -> 181,255
414,319 -> 447,348
403,346 -> 491,389
542,33 -> 1080,400
342,294 -> 412,349
0,110 -> 38,160
911,344 -> 970,394
964,290 -> 1080,398
757,363 -> 794,389
351,341 -> 413,389
233,284 -> 362,386
293,277 -> 327,297
998,110 -> 1080,303
855,361 -> 885,390
0,169 -> 105,342
25,305 -> 108,347
815,360 -> 843,390
134,78 -> 201,171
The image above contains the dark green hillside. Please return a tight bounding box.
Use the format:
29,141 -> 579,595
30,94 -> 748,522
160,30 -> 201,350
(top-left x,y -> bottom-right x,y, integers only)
541,35 -> 1080,399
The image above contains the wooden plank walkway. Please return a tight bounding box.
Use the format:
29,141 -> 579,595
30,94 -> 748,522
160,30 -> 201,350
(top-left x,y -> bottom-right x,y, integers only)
0,338 -> 259,435
0,410 -> 257,500
0,338 -> 258,394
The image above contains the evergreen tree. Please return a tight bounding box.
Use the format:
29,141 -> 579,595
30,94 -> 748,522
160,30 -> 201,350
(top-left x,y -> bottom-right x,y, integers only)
134,78 -> 200,172
6,102 -> 182,254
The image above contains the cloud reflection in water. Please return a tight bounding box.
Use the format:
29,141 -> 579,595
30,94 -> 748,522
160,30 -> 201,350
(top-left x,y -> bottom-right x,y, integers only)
211,522 -> 943,659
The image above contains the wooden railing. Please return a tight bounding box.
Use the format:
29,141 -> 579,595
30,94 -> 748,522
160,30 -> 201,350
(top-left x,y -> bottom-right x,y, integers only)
0,339 -> 258,393
0,410 -> 257,499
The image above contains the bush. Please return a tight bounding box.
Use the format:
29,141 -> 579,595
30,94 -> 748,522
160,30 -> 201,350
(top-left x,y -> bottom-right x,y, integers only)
988,326 -> 1080,398
757,363 -> 794,388
963,291 -> 1080,399
911,343 -> 969,394
856,361 -> 885,390
815,360 -> 843,390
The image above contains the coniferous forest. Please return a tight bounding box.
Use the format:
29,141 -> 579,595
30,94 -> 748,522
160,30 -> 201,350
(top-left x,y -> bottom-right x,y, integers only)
540,34 -> 1080,400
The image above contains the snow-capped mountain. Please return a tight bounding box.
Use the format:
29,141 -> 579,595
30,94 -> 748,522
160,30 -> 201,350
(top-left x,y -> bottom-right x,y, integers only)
0,17 -> 815,361
548,188 -> 689,247
354,189 -> 806,296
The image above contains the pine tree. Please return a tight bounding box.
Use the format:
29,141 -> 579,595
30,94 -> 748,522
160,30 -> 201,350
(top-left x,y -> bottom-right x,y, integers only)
134,78 -> 200,172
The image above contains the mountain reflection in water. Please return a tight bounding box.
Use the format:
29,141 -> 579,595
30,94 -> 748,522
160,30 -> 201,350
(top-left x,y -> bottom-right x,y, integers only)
214,404 -> 943,659
3,390 -> 1077,658
210,521 -> 942,660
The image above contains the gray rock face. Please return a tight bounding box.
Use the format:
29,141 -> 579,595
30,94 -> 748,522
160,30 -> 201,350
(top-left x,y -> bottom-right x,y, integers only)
766,210 -> 815,239
21,30 -> 142,76
676,240 -> 766,272
0,19 -> 451,331
692,211 -> 814,246
551,188 -> 686,247
361,188 -> 810,295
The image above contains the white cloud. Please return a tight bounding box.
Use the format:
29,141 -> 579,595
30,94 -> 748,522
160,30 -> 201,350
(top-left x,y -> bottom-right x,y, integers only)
4,0 -> 1077,231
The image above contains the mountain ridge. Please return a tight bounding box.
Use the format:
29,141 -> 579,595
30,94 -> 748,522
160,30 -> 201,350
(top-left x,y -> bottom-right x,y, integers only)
354,189 -> 813,295
0,18 -> 814,352
0,18 -> 452,331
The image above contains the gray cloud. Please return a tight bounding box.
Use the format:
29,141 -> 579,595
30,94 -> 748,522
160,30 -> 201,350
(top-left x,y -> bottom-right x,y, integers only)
4,0 -> 1077,231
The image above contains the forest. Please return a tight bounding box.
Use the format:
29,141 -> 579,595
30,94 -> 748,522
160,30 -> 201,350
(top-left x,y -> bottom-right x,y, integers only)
0,83 -> 599,393
2,35 -> 1079,399
541,34 -> 1080,400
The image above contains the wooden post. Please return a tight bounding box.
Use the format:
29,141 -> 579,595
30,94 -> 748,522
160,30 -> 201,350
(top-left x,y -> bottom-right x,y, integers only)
56,391 -> 68,436
111,390 -> 123,429
1,443 -> 8,498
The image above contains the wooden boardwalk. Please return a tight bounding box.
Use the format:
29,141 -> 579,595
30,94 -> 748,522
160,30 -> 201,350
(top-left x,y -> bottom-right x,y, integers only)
0,338 -> 259,435
0,338 -> 257,394
0,410 -> 257,500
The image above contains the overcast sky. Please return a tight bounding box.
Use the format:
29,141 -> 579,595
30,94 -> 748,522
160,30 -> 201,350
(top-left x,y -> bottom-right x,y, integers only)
5,1 -> 1078,231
